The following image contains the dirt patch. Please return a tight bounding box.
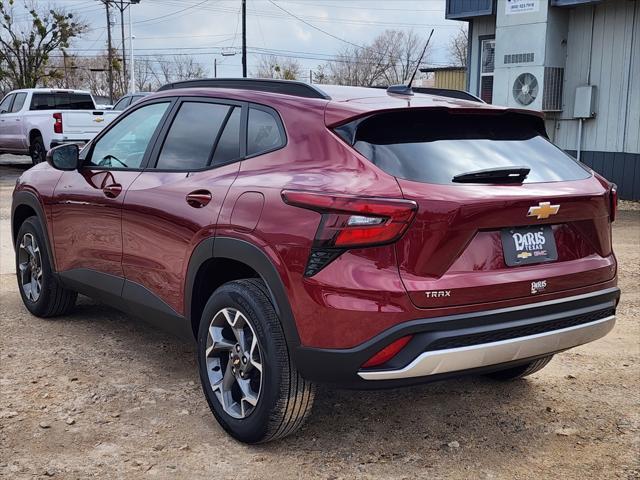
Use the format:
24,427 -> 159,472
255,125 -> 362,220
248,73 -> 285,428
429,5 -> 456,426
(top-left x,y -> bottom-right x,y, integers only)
1,164 -> 638,479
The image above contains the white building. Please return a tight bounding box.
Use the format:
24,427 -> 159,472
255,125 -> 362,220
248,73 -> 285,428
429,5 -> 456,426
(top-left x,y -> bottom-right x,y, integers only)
447,0 -> 639,199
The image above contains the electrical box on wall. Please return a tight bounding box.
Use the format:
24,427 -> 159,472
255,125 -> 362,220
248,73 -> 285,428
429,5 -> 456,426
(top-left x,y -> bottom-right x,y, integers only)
574,85 -> 597,118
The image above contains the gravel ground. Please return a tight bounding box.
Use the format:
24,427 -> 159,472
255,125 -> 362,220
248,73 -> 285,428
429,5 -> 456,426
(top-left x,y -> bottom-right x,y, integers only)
1,157 -> 639,479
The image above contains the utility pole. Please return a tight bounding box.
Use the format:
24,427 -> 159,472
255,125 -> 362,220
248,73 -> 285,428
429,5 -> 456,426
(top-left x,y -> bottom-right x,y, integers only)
118,0 -> 127,91
129,5 -> 135,92
104,0 -> 114,103
241,0 -> 247,77
214,58 -> 217,78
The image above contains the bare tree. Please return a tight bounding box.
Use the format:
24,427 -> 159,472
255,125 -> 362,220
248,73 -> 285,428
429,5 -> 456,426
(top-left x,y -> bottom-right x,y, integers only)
320,29 -> 427,87
448,25 -> 469,67
0,1 -> 86,89
253,55 -> 302,80
134,58 -> 156,92
151,55 -> 206,87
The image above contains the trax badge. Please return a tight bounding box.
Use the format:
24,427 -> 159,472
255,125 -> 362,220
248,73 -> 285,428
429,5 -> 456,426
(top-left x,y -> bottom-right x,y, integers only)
531,280 -> 547,294
425,290 -> 451,298
527,201 -> 560,220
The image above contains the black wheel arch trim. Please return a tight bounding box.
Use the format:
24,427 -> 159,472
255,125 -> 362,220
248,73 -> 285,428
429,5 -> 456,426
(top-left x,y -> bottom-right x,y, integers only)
185,236 -> 302,351
12,190 -> 56,271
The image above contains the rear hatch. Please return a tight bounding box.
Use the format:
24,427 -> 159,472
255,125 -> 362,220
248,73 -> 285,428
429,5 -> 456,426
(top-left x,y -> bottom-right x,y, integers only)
337,108 -> 616,308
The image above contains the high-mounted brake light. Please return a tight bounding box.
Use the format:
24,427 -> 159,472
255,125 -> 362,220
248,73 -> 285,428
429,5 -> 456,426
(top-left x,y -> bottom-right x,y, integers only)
53,112 -> 63,134
282,190 -> 417,276
361,336 -> 413,368
609,184 -> 618,222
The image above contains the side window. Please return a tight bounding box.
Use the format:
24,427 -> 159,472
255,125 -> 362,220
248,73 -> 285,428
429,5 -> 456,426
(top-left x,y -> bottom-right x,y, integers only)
211,107 -> 241,166
112,97 -> 131,111
30,93 -> 55,110
155,102 -> 230,170
11,93 -> 26,112
88,102 -> 170,169
247,107 -> 284,156
0,94 -> 14,113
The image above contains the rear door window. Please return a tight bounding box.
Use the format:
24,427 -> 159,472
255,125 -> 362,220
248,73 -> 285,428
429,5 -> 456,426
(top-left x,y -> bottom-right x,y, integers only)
247,107 -> 285,156
155,102 -> 231,170
342,110 -> 590,184
211,107 -> 241,166
30,93 -> 95,110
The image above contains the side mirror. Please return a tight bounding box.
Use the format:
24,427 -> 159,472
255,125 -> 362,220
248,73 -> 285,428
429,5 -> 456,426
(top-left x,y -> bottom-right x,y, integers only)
46,143 -> 80,171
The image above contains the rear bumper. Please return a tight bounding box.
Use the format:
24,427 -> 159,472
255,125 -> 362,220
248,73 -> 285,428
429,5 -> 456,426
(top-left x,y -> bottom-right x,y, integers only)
358,315 -> 614,380
294,287 -> 620,388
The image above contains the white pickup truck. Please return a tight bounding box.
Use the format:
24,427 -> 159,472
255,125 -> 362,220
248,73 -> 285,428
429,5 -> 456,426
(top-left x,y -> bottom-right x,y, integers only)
0,88 -> 119,165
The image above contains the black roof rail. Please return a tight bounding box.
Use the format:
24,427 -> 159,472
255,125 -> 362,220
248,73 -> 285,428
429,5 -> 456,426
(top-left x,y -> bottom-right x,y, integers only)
157,78 -> 331,99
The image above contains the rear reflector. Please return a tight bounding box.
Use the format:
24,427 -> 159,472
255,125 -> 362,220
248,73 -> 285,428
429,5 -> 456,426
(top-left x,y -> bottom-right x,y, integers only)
361,336 -> 413,368
610,184 -> 618,222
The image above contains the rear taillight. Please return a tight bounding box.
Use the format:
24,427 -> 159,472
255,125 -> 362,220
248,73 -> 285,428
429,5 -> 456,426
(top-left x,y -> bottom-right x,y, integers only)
282,190 -> 417,276
361,335 -> 413,368
53,113 -> 63,134
609,184 -> 618,222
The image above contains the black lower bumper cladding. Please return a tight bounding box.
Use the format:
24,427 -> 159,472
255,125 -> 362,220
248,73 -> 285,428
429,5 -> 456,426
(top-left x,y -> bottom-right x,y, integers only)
294,287 -> 620,389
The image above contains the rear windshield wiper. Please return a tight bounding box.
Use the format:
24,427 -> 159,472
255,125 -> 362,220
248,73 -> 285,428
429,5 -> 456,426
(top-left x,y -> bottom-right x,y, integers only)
452,166 -> 530,184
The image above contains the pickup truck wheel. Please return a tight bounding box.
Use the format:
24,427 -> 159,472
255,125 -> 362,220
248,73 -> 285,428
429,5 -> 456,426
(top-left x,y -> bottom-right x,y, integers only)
30,135 -> 46,165
197,279 -> 315,443
15,216 -> 77,317
484,356 -> 554,381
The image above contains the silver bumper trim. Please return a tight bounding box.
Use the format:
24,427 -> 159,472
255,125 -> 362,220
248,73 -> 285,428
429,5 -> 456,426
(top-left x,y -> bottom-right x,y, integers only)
358,315 -> 616,381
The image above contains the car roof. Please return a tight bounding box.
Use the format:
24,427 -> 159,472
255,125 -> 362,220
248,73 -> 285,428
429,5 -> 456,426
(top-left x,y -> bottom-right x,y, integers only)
145,82 -> 543,127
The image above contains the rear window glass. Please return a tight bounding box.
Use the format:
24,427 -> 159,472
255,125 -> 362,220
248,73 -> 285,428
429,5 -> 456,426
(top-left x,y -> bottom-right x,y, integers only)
342,110 -> 590,184
30,93 -> 95,111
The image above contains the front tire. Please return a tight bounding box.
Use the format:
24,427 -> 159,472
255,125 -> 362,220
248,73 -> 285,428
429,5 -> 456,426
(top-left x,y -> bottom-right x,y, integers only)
197,279 -> 315,443
29,135 -> 46,165
484,356 -> 554,381
15,217 -> 77,317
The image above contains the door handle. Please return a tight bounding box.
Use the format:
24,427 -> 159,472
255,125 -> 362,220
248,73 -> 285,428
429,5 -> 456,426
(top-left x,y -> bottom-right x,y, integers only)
186,190 -> 212,208
103,184 -> 122,198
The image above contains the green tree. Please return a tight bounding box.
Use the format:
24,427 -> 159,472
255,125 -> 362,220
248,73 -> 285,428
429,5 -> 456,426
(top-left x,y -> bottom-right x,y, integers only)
0,1 -> 86,89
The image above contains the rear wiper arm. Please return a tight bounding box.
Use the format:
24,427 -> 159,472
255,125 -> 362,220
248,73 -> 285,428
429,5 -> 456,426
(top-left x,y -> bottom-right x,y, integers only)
452,166 -> 530,184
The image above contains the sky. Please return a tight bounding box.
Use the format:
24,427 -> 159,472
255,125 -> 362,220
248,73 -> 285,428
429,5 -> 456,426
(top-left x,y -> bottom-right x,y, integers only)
34,0 -> 465,80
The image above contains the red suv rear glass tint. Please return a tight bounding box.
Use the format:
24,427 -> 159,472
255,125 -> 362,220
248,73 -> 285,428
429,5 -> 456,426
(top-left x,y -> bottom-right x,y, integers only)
343,110 -> 591,185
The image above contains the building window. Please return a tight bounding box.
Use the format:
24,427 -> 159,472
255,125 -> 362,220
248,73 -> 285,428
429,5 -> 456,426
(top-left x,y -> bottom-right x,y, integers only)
480,38 -> 495,103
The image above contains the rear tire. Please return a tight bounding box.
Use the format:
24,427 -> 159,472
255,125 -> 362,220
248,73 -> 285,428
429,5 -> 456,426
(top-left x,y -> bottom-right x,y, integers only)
29,135 -> 46,165
15,216 -> 77,317
197,279 -> 315,443
484,356 -> 554,381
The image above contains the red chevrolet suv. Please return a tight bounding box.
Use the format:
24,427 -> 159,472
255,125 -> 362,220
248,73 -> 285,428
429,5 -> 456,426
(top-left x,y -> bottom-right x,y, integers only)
12,79 -> 620,443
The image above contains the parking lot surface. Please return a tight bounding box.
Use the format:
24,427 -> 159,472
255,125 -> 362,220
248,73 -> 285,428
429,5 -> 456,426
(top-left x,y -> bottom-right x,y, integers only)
1,156 -> 638,479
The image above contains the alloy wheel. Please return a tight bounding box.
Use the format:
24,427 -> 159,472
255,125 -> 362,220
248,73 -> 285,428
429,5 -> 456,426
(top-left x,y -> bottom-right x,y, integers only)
18,233 -> 43,302
205,307 -> 263,419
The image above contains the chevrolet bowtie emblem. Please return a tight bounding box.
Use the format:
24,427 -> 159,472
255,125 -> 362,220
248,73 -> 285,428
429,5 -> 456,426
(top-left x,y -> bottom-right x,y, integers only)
94,117 -> 104,123
527,202 -> 560,220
